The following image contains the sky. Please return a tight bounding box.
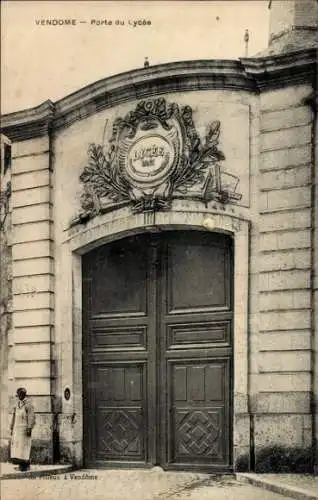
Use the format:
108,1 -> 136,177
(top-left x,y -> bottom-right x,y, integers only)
1,1 -> 270,114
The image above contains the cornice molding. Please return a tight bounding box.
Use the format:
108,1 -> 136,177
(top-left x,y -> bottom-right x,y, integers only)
1,50 -> 317,142
240,47 -> 317,90
1,100 -> 55,142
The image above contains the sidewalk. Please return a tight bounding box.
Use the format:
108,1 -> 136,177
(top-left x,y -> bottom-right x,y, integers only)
0,462 -> 74,480
237,473 -> 318,500
1,462 -> 317,499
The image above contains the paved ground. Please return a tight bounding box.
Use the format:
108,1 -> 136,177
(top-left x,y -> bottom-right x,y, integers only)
253,474 -> 318,496
0,468 -> 293,500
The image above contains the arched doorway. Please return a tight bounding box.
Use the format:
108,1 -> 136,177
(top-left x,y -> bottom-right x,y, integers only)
82,230 -> 233,471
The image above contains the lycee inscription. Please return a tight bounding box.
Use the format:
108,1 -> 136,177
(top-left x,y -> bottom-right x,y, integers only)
126,135 -> 174,185
132,144 -> 165,162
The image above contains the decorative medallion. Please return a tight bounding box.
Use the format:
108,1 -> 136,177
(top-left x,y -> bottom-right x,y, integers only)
77,98 -> 242,221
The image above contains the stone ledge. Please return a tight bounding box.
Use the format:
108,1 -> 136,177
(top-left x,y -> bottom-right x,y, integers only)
250,392 -> 311,414
260,205 -> 311,214
0,462 -> 74,480
12,240 -> 53,260
260,145 -> 312,172
260,186 -> 311,211
257,372 -> 310,392
260,209 -> 311,232
12,203 -> 53,226
260,125 -> 312,152
12,187 -> 51,208
236,473 -> 318,500
259,290 -> 311,311
11,137 -> 50,158
260,166 -> 311,192
260,105 -> 312,132
12,150 -> 50,161
12,221 -> 53,244
259,269 -> 310,291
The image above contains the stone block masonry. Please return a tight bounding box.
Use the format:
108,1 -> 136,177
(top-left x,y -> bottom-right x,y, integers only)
254,84 -> 315,471
10,136 -> 55,463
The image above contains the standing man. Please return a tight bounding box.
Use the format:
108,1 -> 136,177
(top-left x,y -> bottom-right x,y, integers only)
10,387 -> 36,472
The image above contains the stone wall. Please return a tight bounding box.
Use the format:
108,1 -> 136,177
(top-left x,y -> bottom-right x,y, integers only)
9,137 -> 55,463
255,84 -> 314,471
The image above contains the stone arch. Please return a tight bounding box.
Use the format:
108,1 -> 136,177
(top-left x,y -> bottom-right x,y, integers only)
56,205 -> 250,467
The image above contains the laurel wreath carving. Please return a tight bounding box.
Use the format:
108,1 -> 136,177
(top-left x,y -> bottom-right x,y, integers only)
78,98 -> 225,217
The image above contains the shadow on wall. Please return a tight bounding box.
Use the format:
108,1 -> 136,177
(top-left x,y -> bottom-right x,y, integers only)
235,445 -> 313,473
255,445 -> 313,473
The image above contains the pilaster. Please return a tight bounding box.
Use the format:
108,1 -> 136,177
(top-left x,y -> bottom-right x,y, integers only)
10,135 -> 55,463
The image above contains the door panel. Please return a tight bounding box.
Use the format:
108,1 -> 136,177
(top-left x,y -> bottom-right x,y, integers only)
89,237 -> 148,315
83,230 -> 233,471
169,359 -> 230,465
83,234 -> 153,466
166,233 -> 231,312
160,232 -> 233,470
94,364 -> 146,462
91,325 -> 147,350
167,321 -> 231,349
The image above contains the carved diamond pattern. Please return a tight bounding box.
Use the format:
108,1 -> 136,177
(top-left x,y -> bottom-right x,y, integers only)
99,409 -> 143,458
175,410 -> 222,458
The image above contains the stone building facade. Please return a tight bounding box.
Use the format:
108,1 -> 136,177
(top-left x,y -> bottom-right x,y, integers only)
0,0 -> 317,473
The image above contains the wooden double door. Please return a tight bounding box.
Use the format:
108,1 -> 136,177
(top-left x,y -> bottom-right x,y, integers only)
83,230 -> 233,471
